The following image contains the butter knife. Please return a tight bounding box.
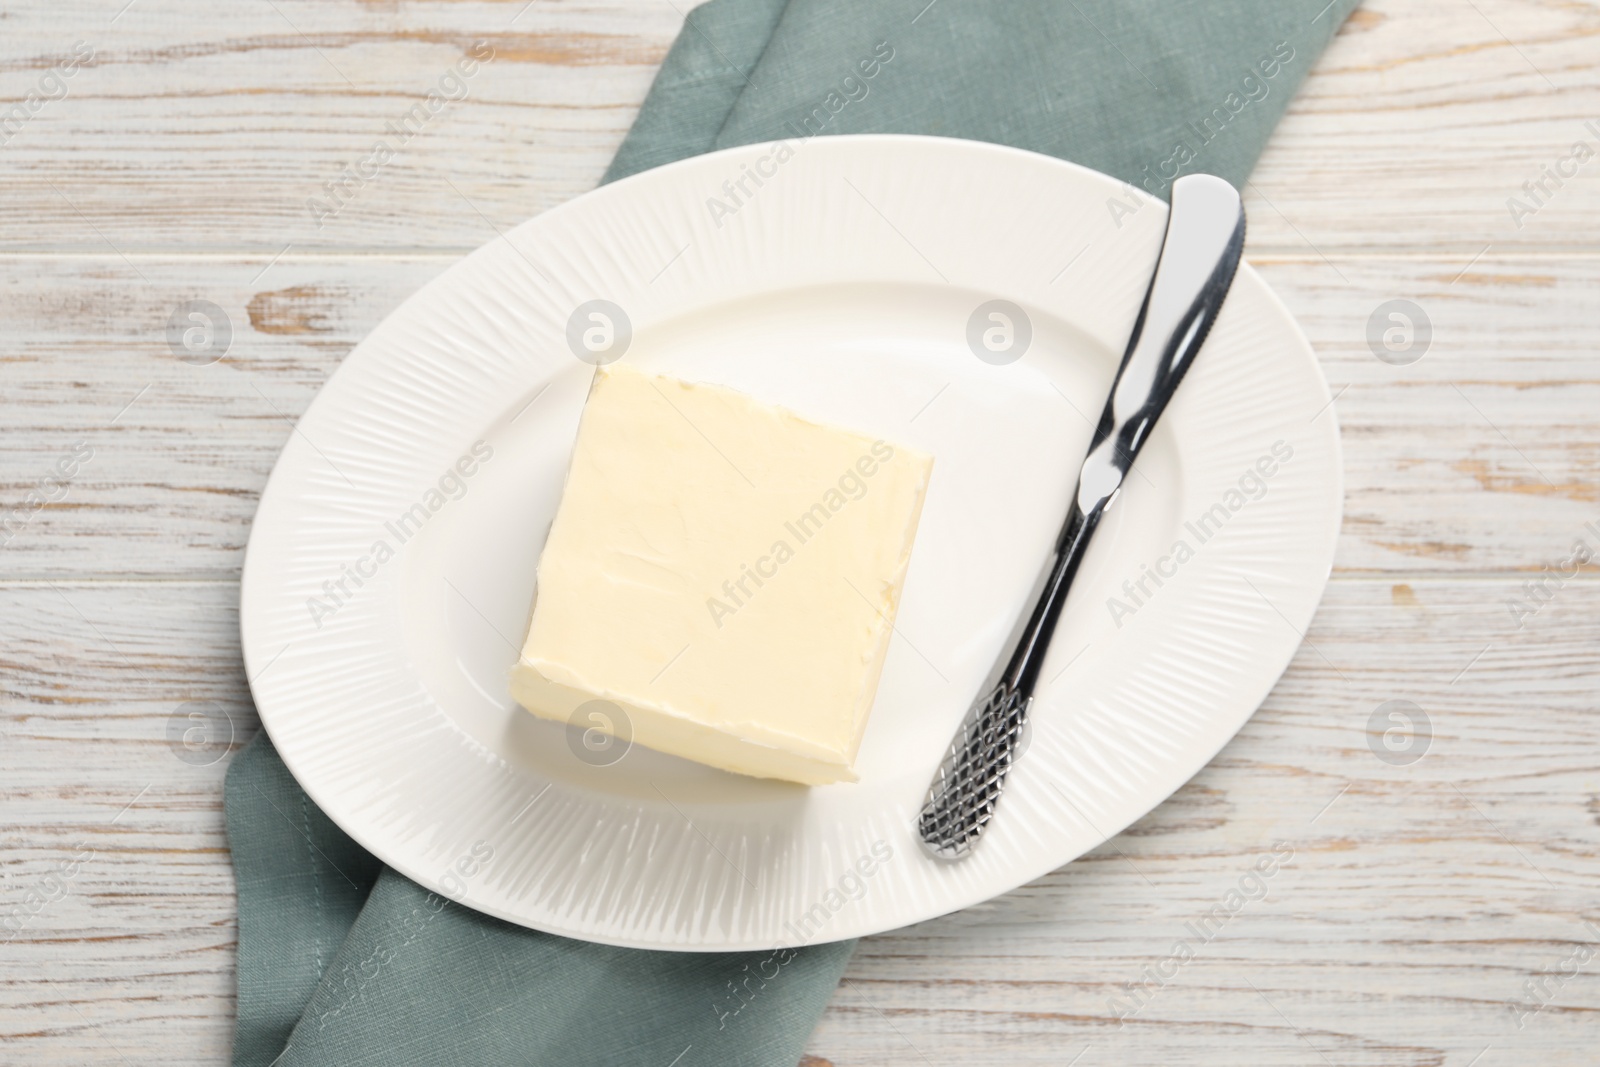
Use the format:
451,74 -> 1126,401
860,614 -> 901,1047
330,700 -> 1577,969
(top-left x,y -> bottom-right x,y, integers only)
917,173 -> 1246,860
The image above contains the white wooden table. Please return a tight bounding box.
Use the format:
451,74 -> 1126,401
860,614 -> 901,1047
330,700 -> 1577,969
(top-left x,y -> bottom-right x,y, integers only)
4,1 -> 1598,1063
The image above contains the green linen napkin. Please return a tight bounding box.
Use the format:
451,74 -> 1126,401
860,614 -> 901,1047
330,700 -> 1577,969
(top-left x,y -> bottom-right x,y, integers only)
229,2 -> 1356,1064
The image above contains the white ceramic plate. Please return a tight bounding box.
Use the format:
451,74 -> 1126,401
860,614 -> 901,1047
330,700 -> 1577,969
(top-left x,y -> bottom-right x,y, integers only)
241,135 -> 1341,951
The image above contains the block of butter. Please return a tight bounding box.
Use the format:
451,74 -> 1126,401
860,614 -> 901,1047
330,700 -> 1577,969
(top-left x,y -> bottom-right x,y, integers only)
510,365 -> 933,785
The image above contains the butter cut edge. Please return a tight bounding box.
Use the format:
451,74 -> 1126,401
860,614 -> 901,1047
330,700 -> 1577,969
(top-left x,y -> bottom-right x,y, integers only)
509,664 -> 860,786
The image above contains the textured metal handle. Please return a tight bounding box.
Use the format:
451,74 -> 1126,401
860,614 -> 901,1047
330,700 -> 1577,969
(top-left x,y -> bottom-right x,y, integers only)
917,683 -> 1031,859
917,175 -> 1246,861
916,503 -> 1095,860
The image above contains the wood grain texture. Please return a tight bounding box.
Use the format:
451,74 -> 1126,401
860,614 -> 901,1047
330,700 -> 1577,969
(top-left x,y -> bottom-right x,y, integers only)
2,0 -> 1598,1063
2,254 -> 1597,578
3,579 -> 1597,1064
0,0 -> 1596,254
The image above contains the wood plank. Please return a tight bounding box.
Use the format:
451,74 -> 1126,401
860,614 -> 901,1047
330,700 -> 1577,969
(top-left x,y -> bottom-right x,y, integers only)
2,577 -> 1596,1063
0,0 -> 673,254
0,254 -> 446,579
0,581 -> 246,1065
1252,0 -> 1600,255
2,253 -> 1595,578
1264,252 -> 1600,576
0,0 -> 1596,254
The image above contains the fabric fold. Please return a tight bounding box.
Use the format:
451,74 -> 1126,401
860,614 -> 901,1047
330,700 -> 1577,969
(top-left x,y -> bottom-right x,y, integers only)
604,0 -> 791,184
